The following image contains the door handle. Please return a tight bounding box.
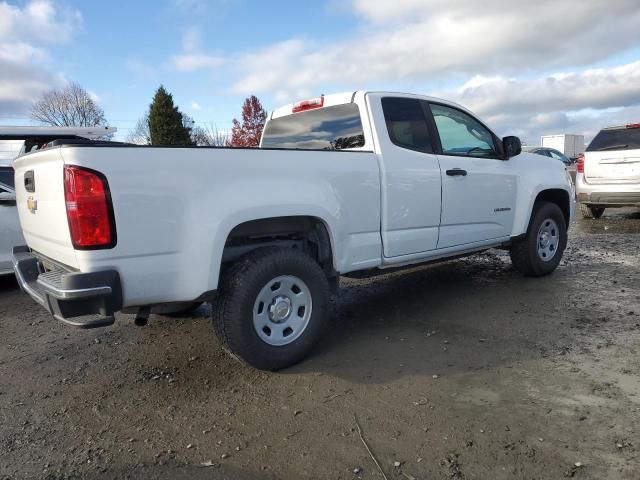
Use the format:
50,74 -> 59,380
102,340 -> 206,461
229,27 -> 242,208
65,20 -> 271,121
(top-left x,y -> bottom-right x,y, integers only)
446,169 -> 467,176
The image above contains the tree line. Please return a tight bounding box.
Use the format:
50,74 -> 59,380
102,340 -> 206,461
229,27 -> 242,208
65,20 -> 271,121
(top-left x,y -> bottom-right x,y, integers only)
30,83 -> 267,147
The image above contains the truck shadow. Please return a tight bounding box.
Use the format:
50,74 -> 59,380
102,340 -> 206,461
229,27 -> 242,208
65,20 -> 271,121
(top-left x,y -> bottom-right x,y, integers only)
288,250 -> 606,384
0,273 -> 18,290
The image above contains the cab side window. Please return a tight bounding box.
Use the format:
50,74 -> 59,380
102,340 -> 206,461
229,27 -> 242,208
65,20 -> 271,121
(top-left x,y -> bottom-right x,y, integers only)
381,97 -> 432,153
430,104 -> 498,158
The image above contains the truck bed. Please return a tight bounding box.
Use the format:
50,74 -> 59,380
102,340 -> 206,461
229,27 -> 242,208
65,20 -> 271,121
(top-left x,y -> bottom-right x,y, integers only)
13,144 -> 382,308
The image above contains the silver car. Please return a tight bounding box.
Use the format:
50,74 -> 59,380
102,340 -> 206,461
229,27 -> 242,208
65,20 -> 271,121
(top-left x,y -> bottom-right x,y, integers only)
576,124 -> 640,218
0,166 -> 25,275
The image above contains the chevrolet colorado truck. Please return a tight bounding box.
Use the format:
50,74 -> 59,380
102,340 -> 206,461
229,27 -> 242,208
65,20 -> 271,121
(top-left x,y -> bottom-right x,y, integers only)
12,91 -> 575,370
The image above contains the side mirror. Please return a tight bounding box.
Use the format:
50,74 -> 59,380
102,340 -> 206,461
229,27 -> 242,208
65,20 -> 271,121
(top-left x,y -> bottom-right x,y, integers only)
502,136 -> 522,158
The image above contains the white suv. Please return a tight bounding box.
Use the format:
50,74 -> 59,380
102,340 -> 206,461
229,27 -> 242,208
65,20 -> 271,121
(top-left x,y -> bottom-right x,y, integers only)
576,124 -> 640,218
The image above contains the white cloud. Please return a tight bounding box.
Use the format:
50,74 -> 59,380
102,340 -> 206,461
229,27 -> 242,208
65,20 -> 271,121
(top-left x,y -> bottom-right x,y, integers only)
182,26 -> 202,52
170,0 -> 208,14
230,0 -> 640,96
125,58 -> 156,78
169,25 -> 225,72
230,39 -> 309,99
0,0 -> 82,117
452,61 -> 640,118
498,105 -> 640,146
0,42 -> 48,64
440,61 -> 640,142
351,0 -> 433,22
88,90 -> 101,104
170,53 -> 225,72
212,0 -> 640,143
191,100 -> 201,110
0,0 -> 82,45
169,0 -> 238,15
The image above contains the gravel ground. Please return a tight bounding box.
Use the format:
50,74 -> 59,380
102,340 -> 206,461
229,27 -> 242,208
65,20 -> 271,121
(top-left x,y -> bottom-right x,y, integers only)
1,209 -> 639,480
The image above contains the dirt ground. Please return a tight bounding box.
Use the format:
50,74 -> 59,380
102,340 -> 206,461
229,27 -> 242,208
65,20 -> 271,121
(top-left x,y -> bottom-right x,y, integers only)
1,209 -> 639,480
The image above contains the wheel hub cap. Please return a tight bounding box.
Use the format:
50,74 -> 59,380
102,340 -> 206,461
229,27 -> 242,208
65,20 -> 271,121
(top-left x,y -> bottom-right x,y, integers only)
537,218 -> 560,262
540,231 -> 550,247
269,296 -> 292,323
253,275 -> 313,347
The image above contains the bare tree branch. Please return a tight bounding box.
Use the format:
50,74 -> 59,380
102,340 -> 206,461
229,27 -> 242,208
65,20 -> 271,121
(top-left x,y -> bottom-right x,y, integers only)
191,123 -> 229,146
30,82 -> 108,128
125,115 -> 151,145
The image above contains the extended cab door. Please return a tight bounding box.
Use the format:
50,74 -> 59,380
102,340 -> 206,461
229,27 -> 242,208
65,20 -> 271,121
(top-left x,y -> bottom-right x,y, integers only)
368,95 -> 442,257
427,103 -> 517,249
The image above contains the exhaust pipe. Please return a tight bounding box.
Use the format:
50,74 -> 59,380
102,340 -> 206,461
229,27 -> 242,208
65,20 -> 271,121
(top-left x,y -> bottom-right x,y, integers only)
134,306 -> 151,326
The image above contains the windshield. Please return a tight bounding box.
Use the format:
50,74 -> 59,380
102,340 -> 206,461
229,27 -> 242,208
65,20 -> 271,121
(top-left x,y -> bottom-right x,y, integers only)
261,104 -> 365,150
587,127 -> 640,152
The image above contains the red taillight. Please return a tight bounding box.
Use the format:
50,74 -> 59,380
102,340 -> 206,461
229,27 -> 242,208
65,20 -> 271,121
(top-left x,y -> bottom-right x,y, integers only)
626,123 -> 640,129
292,96 -> 324,113
64,165 -> 116,249
576,153 -> 585,173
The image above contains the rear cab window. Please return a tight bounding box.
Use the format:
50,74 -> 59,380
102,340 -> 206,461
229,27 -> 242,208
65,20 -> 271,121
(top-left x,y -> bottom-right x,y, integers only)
587,126 -> 640,152
261,104 -> 365,150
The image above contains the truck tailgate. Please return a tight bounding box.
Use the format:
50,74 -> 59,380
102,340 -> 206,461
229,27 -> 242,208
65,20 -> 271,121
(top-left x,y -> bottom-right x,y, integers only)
13,148 -> 78,268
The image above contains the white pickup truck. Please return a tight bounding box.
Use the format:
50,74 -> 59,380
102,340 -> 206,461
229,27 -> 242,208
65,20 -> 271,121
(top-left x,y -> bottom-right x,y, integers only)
12,91 -> 574,370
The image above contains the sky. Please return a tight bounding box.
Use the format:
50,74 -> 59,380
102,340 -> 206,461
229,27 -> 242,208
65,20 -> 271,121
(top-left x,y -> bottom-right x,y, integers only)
1,0 -> 640,160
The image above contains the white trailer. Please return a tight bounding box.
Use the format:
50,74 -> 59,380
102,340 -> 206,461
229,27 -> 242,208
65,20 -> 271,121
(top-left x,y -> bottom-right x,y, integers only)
541,134 -> 585,160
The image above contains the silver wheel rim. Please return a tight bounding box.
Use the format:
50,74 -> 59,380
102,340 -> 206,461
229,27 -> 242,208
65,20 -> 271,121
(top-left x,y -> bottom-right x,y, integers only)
537,218 -> 560,262
253,275 -> 313,346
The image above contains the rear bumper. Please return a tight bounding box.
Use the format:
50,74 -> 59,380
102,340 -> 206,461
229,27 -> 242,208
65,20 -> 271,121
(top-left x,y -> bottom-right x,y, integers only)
578,191 -> 640,206
575,174 -> 640,206
12,246 -> 122,328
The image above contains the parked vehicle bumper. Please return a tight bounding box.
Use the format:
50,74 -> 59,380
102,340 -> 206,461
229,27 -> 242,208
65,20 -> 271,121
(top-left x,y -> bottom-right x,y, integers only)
575,174 -> 640,206
12,246 -> 122,328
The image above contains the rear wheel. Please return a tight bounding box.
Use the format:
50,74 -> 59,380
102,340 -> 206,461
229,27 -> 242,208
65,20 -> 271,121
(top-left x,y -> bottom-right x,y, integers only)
510,201 -> 567,276
212,247 -> 329,370
580,204 -> 605,219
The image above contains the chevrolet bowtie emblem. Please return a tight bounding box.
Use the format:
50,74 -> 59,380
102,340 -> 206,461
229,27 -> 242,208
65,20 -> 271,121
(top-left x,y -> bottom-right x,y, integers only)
27,196 -> 38,213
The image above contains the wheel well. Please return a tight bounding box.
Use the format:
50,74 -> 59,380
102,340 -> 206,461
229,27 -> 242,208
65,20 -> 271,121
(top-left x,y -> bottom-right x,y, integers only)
222,216 -> 335,276
535,189 -> 570,226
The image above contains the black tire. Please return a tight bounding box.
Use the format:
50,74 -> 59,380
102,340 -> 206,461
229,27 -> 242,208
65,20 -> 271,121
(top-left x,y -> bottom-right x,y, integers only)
212,247 -> 329,370
580,204 -> 605,219
510,201 -> 567,277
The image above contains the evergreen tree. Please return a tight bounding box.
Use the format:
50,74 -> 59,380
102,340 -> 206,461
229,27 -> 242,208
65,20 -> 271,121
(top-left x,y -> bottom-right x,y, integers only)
148,86 -> 193,145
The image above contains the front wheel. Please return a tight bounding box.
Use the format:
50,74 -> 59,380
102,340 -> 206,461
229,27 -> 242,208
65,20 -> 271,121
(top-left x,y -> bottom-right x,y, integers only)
510,201 -> 568,276
212,247 -> 329,370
